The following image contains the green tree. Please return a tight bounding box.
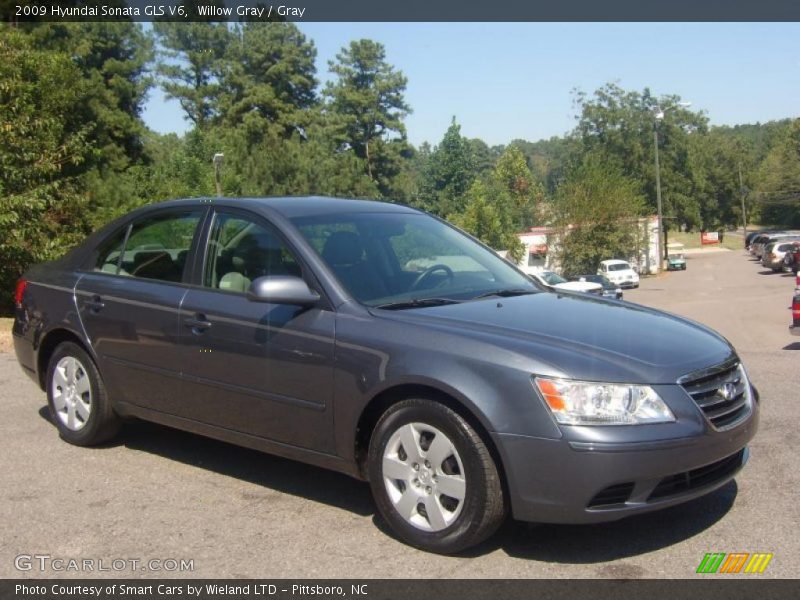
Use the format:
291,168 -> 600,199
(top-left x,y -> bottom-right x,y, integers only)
552,153 -> 646,277
418,118 -> 476,215
0,30 -> 93,311
220,22 -> 318,137
221,115 -> 379,199
573,83 -> 707,231
21,17 -> 154,170
449,181 -> 525,262
509,136 -> 579,195
467,138 -> 497,176
491,145 -> 545,230
154,12 -> 232,129
757,119 -> 800,227
325,39 -> 411,192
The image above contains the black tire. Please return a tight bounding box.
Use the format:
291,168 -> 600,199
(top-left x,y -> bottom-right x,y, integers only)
368,398 -> 506,554
46,342 -> 120,446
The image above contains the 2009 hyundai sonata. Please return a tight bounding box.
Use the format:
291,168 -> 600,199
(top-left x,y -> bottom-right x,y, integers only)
13,196 -> 758,553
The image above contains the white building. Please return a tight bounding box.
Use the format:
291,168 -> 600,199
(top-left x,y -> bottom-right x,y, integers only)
510,216 -> 662,276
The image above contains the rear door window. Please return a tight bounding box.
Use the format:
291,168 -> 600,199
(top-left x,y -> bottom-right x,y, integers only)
119,211 -> 203,282
94,226 -> 130,275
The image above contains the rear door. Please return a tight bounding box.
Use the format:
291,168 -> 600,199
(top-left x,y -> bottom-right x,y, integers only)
76,208 -> 205,413
176,208 -> 336,453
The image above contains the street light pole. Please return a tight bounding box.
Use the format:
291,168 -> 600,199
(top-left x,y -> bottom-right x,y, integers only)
653,122 -> 664,269
213,153 -> 224,197
651,101 -> 691,270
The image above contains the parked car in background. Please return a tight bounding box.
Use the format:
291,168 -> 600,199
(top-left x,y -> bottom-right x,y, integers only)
667,243 -> 687,271
791,277 -> 800,337
745,229 -> 781,250
752,233 -> 800,260
749,233 -> 777,257
783,242 -> 800,274
575,274 -> 623,299
598,259 -> 640,288
529,269 -> 603,295
762,240 -> 800,272
745,230 -> 763,250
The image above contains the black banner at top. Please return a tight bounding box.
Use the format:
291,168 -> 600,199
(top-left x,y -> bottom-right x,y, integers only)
3,0 -> 800,22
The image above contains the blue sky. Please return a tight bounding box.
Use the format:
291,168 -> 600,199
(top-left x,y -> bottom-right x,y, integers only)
142,22 -> 800,147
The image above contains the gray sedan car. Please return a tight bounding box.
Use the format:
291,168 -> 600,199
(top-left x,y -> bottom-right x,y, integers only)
12,197 -> 758,553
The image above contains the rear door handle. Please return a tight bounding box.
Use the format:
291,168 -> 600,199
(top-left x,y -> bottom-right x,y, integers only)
184,314 -> 212,332
84,295 -> 104,313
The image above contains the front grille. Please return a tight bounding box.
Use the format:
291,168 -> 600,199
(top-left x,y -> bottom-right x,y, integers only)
648,449 -> 745,501
680,362 -> 751,430
588,482 -> 635,508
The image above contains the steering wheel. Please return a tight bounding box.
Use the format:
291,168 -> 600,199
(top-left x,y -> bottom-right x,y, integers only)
410,264 -> 455,291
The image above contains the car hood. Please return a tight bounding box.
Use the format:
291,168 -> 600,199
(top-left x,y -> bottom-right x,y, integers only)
554,281 -> 601,293
372,291 -> 735,384
606,269 -> 638,277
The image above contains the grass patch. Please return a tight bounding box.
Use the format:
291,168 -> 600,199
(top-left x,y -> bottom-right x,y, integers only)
665,231 -> 742,251
0,318 -> 13,354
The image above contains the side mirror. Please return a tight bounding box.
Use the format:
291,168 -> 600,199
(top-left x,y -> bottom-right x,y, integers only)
246,275 -> 320,306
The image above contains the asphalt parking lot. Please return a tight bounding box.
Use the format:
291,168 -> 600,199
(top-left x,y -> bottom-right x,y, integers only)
1,247 -> 798,579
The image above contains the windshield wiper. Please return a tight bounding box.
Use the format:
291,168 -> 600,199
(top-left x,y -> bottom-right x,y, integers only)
471,288 -> 538,300
373,297 -> 462,310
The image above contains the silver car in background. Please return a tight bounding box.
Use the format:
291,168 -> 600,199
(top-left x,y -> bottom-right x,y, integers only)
761,240 -> 800,272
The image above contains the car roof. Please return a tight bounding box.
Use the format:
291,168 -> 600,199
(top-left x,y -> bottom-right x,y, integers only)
149,196 -> 419,219
600,259 -> 630,265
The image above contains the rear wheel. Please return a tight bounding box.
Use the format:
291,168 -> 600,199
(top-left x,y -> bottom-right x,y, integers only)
46,342 -> 120,446
368,399 -> 506,554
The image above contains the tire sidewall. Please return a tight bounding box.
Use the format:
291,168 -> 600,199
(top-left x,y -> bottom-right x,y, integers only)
46,342 -> 106,445
368,400 -> 494,553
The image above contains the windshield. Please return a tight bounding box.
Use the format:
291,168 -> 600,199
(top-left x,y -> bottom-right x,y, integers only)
541,271 -> 567,285
291,212 -> 537,306
582,274 -> 614,289
607,263 -> 631,272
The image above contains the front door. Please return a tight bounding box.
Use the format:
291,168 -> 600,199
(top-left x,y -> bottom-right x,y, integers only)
177,210 -> 336,453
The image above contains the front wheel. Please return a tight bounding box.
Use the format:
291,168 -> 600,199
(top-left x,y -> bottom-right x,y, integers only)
46,342 -> 120,446
368,399 -> 506,554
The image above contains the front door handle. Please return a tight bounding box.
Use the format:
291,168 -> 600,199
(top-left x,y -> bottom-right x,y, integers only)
184,314 -> 212,332
84,295 -> 104,313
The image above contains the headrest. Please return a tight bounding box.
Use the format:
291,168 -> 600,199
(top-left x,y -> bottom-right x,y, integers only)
321,231 -> 364,266
219,272 -> 251,292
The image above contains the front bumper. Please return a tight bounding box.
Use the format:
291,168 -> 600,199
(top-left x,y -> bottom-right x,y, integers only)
791,324 -> 800,337
492,396 -> 758,524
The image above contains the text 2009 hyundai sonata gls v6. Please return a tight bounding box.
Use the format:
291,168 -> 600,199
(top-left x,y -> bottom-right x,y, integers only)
13,197 -> 758,553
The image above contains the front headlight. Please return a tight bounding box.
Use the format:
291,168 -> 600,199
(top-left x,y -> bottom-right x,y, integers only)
534,376 -> 675,425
